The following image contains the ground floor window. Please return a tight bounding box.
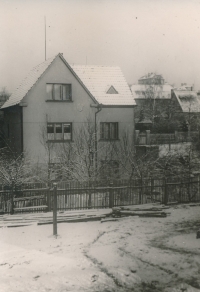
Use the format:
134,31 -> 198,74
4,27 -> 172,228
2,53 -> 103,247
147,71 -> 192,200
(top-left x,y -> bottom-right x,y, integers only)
100,122 -> 119,140
47,123 -> 72,141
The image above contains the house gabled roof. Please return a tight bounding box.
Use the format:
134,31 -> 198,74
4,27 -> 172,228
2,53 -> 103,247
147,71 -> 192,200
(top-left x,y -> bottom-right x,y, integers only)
1,55 -> 57,109
70,65 -> 136,106
173,90 -> 200,112
2,54 -> 135,109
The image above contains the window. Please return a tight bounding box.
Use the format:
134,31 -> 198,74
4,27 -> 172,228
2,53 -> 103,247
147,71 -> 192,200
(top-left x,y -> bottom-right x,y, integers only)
46,84 -> 72,101
47,123 -> 72,141
100,122 -> 118,140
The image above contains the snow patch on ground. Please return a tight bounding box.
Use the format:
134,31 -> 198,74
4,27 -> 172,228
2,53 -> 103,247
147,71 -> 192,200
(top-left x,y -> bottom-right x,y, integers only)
0,205 -> 200,291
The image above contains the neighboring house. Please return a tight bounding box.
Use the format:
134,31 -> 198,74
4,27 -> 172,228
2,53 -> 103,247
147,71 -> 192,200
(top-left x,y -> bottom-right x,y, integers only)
137,73 -> 165,85
1,53 -> 136,177
135,88 -> 200,158
171,89 -> 200,132
131,73 -> 173,122
174,83 -> 194,91
131,74 -> 199,159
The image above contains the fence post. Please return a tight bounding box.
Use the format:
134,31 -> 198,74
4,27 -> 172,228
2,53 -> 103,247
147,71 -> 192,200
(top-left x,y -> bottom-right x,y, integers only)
47,187 -> 51,212
163,177 -> 168,205
109,181 -> 114,208
10,178 -> 15,215
53,183 -> 57,237
139,175 -> 143,204
88,180 -> 92,209
151,177 -> 154,199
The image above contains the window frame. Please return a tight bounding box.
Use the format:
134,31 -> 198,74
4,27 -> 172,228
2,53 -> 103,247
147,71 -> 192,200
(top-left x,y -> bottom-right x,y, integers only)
47,122 -> 72,142
46,83 -> 72,101
100,122 -> 119,140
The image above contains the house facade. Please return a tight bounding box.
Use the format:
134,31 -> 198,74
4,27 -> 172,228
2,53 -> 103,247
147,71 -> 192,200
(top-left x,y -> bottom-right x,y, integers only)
1,53 -> 136,178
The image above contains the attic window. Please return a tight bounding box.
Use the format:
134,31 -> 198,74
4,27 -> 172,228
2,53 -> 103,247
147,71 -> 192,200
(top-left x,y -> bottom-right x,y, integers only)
46,83 -> 72,101
106,86 -> 118,94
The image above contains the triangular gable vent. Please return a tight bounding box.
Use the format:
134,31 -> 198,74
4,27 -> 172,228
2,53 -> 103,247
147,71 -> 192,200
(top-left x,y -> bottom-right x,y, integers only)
106,85 -> 118,94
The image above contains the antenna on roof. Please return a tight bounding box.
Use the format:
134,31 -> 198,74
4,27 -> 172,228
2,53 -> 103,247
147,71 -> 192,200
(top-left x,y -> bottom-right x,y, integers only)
44,16 -> 47,61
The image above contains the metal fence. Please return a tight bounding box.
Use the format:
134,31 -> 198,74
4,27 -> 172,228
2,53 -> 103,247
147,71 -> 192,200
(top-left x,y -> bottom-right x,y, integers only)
0,178 -> 200,214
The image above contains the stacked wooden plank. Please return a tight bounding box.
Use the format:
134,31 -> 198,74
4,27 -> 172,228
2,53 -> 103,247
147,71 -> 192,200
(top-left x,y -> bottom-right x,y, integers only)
112,205 -> 170,218
0,204 -> 171,227
0,209 -> 112,227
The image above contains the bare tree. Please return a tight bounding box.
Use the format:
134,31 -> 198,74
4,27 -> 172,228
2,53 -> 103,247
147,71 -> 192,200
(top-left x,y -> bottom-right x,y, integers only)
57,118 -> 117,182
0,87 -> 10,102
0,147 -> 34,188
39,124 -> 56,185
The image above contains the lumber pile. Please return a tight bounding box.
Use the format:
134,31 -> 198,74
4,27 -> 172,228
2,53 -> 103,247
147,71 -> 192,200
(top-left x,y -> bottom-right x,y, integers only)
112,205 -> 169,218
0,209 -> 111,227
0,204 -> 170,227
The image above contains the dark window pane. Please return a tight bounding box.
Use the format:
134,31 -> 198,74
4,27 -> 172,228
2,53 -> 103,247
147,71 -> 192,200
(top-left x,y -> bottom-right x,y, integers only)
110,123 -> 116,139
63,123 -> 71,140
54,85 -> 61,100
104,123 -> 110,139
47,124 -> 54,140
55,124 -> 62,140
62,85 -> 71,100
46,84 -> 53,100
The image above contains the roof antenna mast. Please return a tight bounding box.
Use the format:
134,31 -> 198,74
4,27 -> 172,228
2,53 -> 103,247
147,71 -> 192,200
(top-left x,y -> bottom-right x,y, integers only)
44,16 -> 47,61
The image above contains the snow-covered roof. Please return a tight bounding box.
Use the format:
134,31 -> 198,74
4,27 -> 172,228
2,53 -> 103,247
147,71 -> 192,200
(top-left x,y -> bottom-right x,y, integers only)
2,55 -> 57,109
131,84 -> 172,99
2,54 -> 135,109
71,65 -> 135,106
173,90 -> 200,112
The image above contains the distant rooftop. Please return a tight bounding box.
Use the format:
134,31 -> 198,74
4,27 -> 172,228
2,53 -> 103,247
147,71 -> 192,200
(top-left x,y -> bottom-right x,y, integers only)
173,90 -> 200,112
139,73 -> 164,81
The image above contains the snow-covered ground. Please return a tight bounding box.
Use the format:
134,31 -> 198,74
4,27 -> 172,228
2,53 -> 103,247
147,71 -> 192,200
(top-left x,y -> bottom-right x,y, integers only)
0,205 -> 200,292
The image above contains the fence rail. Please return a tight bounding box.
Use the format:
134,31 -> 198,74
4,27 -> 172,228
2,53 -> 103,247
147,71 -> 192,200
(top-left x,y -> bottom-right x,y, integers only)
0,178 -> 200,214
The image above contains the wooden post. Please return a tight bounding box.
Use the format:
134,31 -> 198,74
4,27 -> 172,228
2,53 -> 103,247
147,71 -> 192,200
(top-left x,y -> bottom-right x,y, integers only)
10,178 -> 15,215
109,181 -> 114,208
139,175 -> 143,204
151,177 -> 154,198
47,187 -> 50,212
53,183 -> 57,236
163,177 -> 168,205
88,181 -> 92,209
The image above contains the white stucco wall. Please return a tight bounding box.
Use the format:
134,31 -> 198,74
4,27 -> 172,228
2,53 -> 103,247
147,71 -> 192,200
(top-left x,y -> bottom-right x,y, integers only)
22,56 -> 135,163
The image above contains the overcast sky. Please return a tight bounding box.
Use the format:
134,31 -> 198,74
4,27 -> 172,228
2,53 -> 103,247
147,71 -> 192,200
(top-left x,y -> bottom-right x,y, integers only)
1,0 -> 200,93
